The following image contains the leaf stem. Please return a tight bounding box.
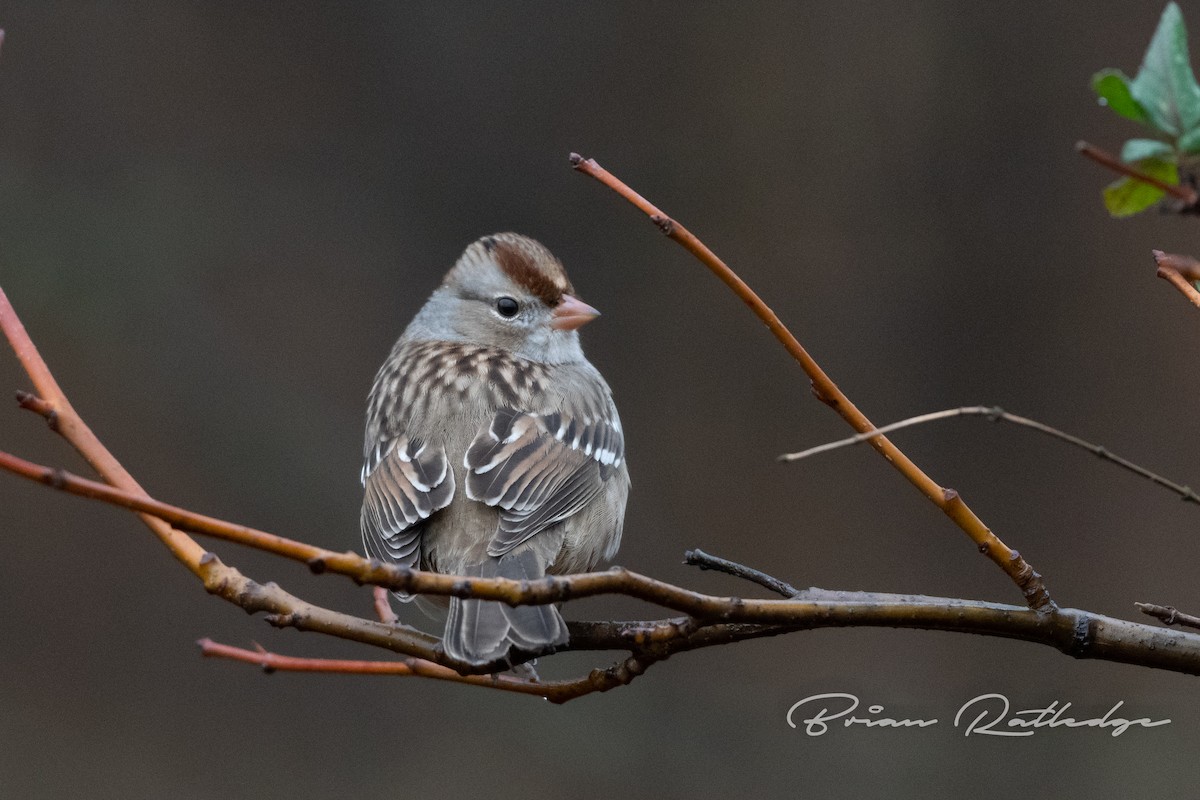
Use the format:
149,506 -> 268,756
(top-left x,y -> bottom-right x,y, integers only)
1076,140 -> 1198,204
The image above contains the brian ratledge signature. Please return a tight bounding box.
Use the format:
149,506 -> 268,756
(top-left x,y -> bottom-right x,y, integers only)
786,693 -> 1171,737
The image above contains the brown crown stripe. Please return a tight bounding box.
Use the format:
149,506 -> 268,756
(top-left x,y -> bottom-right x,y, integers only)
485,235 -> 573,307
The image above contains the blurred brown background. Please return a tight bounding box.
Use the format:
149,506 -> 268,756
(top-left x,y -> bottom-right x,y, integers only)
2,2 -> 1199,797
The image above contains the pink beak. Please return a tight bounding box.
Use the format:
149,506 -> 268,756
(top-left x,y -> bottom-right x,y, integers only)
551,294 -> 601,331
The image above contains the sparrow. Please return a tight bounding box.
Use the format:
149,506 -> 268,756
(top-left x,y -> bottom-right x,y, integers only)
360,233 -> 630,668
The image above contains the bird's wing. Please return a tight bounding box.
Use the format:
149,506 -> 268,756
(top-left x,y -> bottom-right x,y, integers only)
360,433 -> 455,575
464,405 -> 625,557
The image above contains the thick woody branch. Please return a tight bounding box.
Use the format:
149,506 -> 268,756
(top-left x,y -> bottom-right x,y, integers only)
3,187 -> 1199,698
569,153 -> 1052,611
203,587 -> 1200,686
6,421 -> 1200,684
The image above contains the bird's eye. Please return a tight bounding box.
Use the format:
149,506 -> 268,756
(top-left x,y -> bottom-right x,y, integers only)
495,296 -> 520,318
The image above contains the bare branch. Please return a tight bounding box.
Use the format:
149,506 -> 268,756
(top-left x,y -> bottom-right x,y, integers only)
0,287 -> 210,571
684,548 -> 800,598
1154,250 -> 1200,309
1136,603 -> 1200,632
779,405 -> 1200,505
5,158 -> 1200,700
1076,141 -> 1199,205
1154,251 -> 1200,282
6,412 -> 1200,686
198,639 -> 569,696
569,153 -> 1053,611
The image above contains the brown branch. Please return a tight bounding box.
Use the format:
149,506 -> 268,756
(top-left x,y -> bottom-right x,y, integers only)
1154,251 -> 1200,282
7,413 -> 1200,684
1153,250 -> 1200,309
0,289 -> 486,674
1076,141 -> 1199,205
569,153 -> 1052,611
5,188 -> 1200,698
684,548 -> 800,598
199,590 -> 1200,683
1136,603 -> 1200,632
779,405 -> 1200,505
0,445 -> 756,618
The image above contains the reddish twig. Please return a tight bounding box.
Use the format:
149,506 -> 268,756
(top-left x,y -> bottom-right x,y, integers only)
0,288 -> 207,570
1076,141 -> 1198,205
1153,250 -> 1200,309
197,638 -> 565,695
569,153 -> 1052,611
0,289 -> 474,673
197,635 -> 657,702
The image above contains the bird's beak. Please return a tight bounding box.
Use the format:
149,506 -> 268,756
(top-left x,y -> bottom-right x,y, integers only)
551,294 -> 601,331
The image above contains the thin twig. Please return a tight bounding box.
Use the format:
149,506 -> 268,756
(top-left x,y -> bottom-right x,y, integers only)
684,548 -> 800,597
1153,250 -> 1200,310
0,291 -> 477,674
1076,141 -> 1199,204
0,288 -> 207,570
5,207 -> 1200,696
569,153 -> 1053,611
197,639 -> 561,695
1136,603 -> 1200,632
1153,251 -> 1200,282
779,405 -> 1200,505
197,638 -> 659,702
0,445 -> 746,618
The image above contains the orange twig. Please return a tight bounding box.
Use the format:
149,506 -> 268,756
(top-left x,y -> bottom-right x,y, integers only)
569,153 -> 1053,611
0,288 -> 206,570
197,638 -> 655,702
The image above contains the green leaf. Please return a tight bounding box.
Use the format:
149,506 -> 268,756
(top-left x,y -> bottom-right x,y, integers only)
1180,126 -> 1200,153
1092,69 -> 1152,124
1121,138 -> 1174,161
1129,2 -> 1200,136
1102,156 -> 1179,217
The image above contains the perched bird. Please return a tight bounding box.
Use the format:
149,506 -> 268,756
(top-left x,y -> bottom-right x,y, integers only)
360,233 -> 630,667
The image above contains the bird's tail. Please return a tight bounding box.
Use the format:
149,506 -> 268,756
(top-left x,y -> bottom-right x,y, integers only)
444,550 -> 568,667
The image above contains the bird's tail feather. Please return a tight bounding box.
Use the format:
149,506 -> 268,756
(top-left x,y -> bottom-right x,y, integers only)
444,551 -> 568,667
